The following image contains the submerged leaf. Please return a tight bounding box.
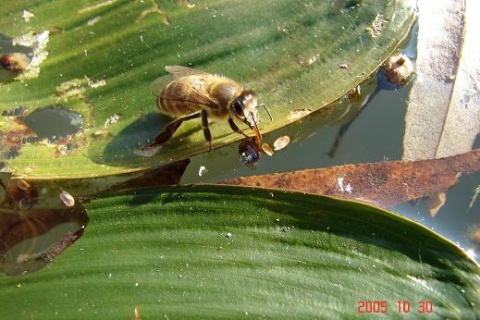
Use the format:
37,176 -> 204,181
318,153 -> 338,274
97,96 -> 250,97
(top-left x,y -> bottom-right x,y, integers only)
16,159 -> 190,202
0,206 -> 87,276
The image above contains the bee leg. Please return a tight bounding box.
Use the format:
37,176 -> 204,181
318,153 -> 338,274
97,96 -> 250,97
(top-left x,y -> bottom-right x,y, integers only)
148,113 -> 201,148
228,118 -> 249,138
201,110 -> 213,151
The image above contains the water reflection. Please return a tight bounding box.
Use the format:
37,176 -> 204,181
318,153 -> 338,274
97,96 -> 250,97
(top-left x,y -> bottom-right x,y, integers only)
0,179 -> 88,276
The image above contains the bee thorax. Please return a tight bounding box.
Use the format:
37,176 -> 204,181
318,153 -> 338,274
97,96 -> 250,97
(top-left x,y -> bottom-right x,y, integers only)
210,80 -> 242,107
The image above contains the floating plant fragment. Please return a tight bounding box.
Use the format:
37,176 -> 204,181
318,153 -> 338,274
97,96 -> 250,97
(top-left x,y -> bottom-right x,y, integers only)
198,165 -> 208,177
273,135 -> 291,151
59,190 -> 75,207
261,143 -> 274,157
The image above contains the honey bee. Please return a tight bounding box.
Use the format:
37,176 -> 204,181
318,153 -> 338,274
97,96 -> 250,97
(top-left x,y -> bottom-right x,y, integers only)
143,65 -> 264,152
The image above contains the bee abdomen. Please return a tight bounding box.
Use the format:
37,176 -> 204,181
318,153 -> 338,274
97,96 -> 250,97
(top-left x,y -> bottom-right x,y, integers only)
157,83 -> 203,117
157,96 -> 200,117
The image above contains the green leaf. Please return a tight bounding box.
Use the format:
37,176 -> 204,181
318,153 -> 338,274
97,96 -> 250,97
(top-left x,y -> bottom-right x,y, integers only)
0,0 -> 416,178
0,185 -> 478,318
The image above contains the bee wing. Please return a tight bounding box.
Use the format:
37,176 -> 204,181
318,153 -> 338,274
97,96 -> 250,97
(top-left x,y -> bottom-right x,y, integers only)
153,74 -> 219,109
149,75 -> 171,96
150,66 -> 211,96
170,77 -> 219,108
165,65 -> 211,78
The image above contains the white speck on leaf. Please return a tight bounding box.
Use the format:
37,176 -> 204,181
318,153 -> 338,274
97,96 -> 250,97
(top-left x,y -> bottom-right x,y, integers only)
22,10 -> 35,22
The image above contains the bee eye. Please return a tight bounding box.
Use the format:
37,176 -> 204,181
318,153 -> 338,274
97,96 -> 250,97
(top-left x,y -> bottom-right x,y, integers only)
233,98 -> 245,119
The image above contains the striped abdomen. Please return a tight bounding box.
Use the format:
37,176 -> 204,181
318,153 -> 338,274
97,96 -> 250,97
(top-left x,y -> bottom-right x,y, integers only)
156,75 -> 212,117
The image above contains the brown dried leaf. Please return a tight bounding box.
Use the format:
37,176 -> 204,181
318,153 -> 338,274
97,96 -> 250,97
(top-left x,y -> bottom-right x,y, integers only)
220,148 -> 480,208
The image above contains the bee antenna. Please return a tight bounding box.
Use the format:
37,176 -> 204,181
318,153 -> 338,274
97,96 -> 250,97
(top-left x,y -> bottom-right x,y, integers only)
257,103 -> 273,122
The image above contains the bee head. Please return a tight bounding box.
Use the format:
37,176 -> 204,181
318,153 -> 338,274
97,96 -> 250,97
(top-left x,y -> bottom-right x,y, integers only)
231,90 -> 262,145
232,91 -> 259,128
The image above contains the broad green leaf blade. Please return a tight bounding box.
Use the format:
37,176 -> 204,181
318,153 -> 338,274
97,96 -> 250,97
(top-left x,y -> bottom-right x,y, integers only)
0,185 -> 478,318
0,0 -> 416,178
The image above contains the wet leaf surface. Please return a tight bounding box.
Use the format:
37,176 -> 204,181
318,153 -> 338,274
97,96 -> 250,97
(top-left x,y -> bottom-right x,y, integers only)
221,148 -> 480,208
0,0 -> 416,178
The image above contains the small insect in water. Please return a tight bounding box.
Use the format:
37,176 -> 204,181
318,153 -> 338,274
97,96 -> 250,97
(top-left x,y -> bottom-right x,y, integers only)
142,66 -> 265,152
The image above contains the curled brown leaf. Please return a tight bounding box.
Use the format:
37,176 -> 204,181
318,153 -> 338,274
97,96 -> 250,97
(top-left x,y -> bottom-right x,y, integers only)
220,149 -> 480,208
